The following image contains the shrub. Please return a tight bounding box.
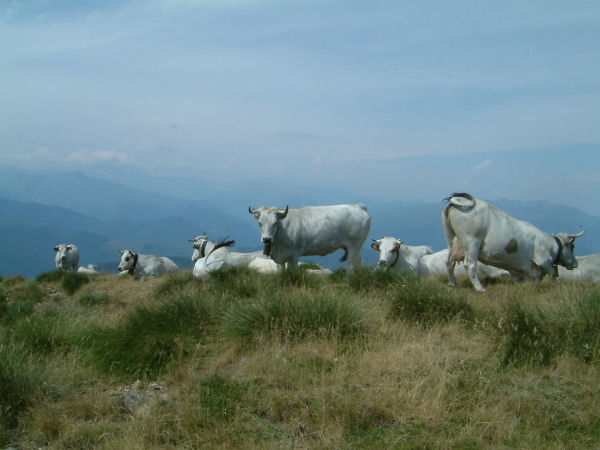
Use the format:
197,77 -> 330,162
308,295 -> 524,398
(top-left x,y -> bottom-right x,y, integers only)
61,272 -> 90,295
388,277 -> 474,326
82,294 -> 212,379
223,291 -> 369,342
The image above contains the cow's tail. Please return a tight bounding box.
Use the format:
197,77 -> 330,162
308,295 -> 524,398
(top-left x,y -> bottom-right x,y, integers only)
443,192 -> 476,209
442,202 -> 457,251
340,245 -> 348,262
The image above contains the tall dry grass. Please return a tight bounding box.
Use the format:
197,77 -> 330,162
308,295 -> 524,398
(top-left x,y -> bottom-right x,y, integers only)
1,270 -> 600,448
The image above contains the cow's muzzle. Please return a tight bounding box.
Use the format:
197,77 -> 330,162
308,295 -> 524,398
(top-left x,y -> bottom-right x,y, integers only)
262,238 -> 272,256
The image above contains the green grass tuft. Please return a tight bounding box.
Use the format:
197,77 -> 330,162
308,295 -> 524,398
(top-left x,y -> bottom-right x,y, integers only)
223,291 -> 369,342
82,294 -> 212,379
36,270 -> 65,283
154,271 -> 195,298
79,292 -> 113,306
9,312 -> 75,355
495,290 -> 600,366
347,267 -> 401,292
388,276 -> 474,326
60,272 -> 90,295
0,347 -> 39,438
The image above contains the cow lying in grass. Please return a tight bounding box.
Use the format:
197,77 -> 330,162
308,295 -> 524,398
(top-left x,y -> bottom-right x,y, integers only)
118,249 -> 179,279
371,236 -> 508,279
77,264 -> 99,275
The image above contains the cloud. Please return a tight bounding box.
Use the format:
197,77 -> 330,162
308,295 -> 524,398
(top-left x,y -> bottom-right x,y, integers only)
473,159 -> 493,173
66,149 -> 130,164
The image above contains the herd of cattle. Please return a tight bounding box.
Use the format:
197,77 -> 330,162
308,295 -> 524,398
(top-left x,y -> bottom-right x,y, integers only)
52,193 -> 598,292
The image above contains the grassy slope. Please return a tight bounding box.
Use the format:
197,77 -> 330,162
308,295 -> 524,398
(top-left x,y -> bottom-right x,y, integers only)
1,269 -> 600,448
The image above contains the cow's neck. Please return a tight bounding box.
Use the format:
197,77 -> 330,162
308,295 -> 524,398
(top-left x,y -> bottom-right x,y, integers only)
552,236 -> 563,268
200,240 -> 209,258
128,253 -> 139,275
390,249 -> 401,267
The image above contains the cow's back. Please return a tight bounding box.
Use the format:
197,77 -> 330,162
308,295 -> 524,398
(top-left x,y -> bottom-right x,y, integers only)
283,204 -> 370,254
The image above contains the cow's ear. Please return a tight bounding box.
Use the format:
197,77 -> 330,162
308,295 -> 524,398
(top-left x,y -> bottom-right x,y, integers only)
119,250 -> 124,255
371,243 -> 380,251
249,207 -> 260,218
394,242 -> 401,251
53,246 -> 59,252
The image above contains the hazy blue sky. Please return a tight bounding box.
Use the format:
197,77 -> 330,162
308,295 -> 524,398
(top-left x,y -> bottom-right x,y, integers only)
2,1 -> 600,213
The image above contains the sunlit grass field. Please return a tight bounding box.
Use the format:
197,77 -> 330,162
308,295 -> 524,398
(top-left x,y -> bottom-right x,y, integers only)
1,268 -> 600,448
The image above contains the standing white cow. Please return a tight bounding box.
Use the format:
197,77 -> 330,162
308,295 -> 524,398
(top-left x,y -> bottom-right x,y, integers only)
443,193 -> 584,292
249,204 -> 371,269
558,254 -> 600,282
118,250 -> 179,279
371,237 -> 432,276
54,243 -> 79,272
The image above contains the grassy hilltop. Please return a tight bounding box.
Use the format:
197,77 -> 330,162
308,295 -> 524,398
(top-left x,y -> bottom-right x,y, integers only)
1,268 -> 600,448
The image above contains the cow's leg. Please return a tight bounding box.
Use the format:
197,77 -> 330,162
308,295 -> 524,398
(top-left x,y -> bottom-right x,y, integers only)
286,257 -> 299,269
463,244 -> 485,292
346,245 -> 363,269
446,254 -> 458,287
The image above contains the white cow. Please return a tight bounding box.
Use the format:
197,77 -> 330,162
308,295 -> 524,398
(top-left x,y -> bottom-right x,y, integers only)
422,249 -> 508,279
77,264 -> 99,275
54,243 -> 79,272
190,237 -> 238,279
371,237 -> 431,276
247,256 -> 280,274
443,193 -> 584,292
189,235 -> 264,266
249,204 -> 371,269
558,254 -> 600,282
118,249 -> 179,279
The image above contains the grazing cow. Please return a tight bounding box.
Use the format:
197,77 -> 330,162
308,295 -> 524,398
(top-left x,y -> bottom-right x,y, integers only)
371,237 -> 431,276
422,249 -> 509,279
54,244 -> 79,272
118,249 -> 179,279
443,193 -> 584,292
77,264 -> 99,275
558,254 -> 600,282
249,204 -> 371,269
189,235 -> 264,266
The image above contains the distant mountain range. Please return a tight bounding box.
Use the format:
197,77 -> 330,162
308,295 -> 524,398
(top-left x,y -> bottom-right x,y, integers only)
1,166 -> 598,277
